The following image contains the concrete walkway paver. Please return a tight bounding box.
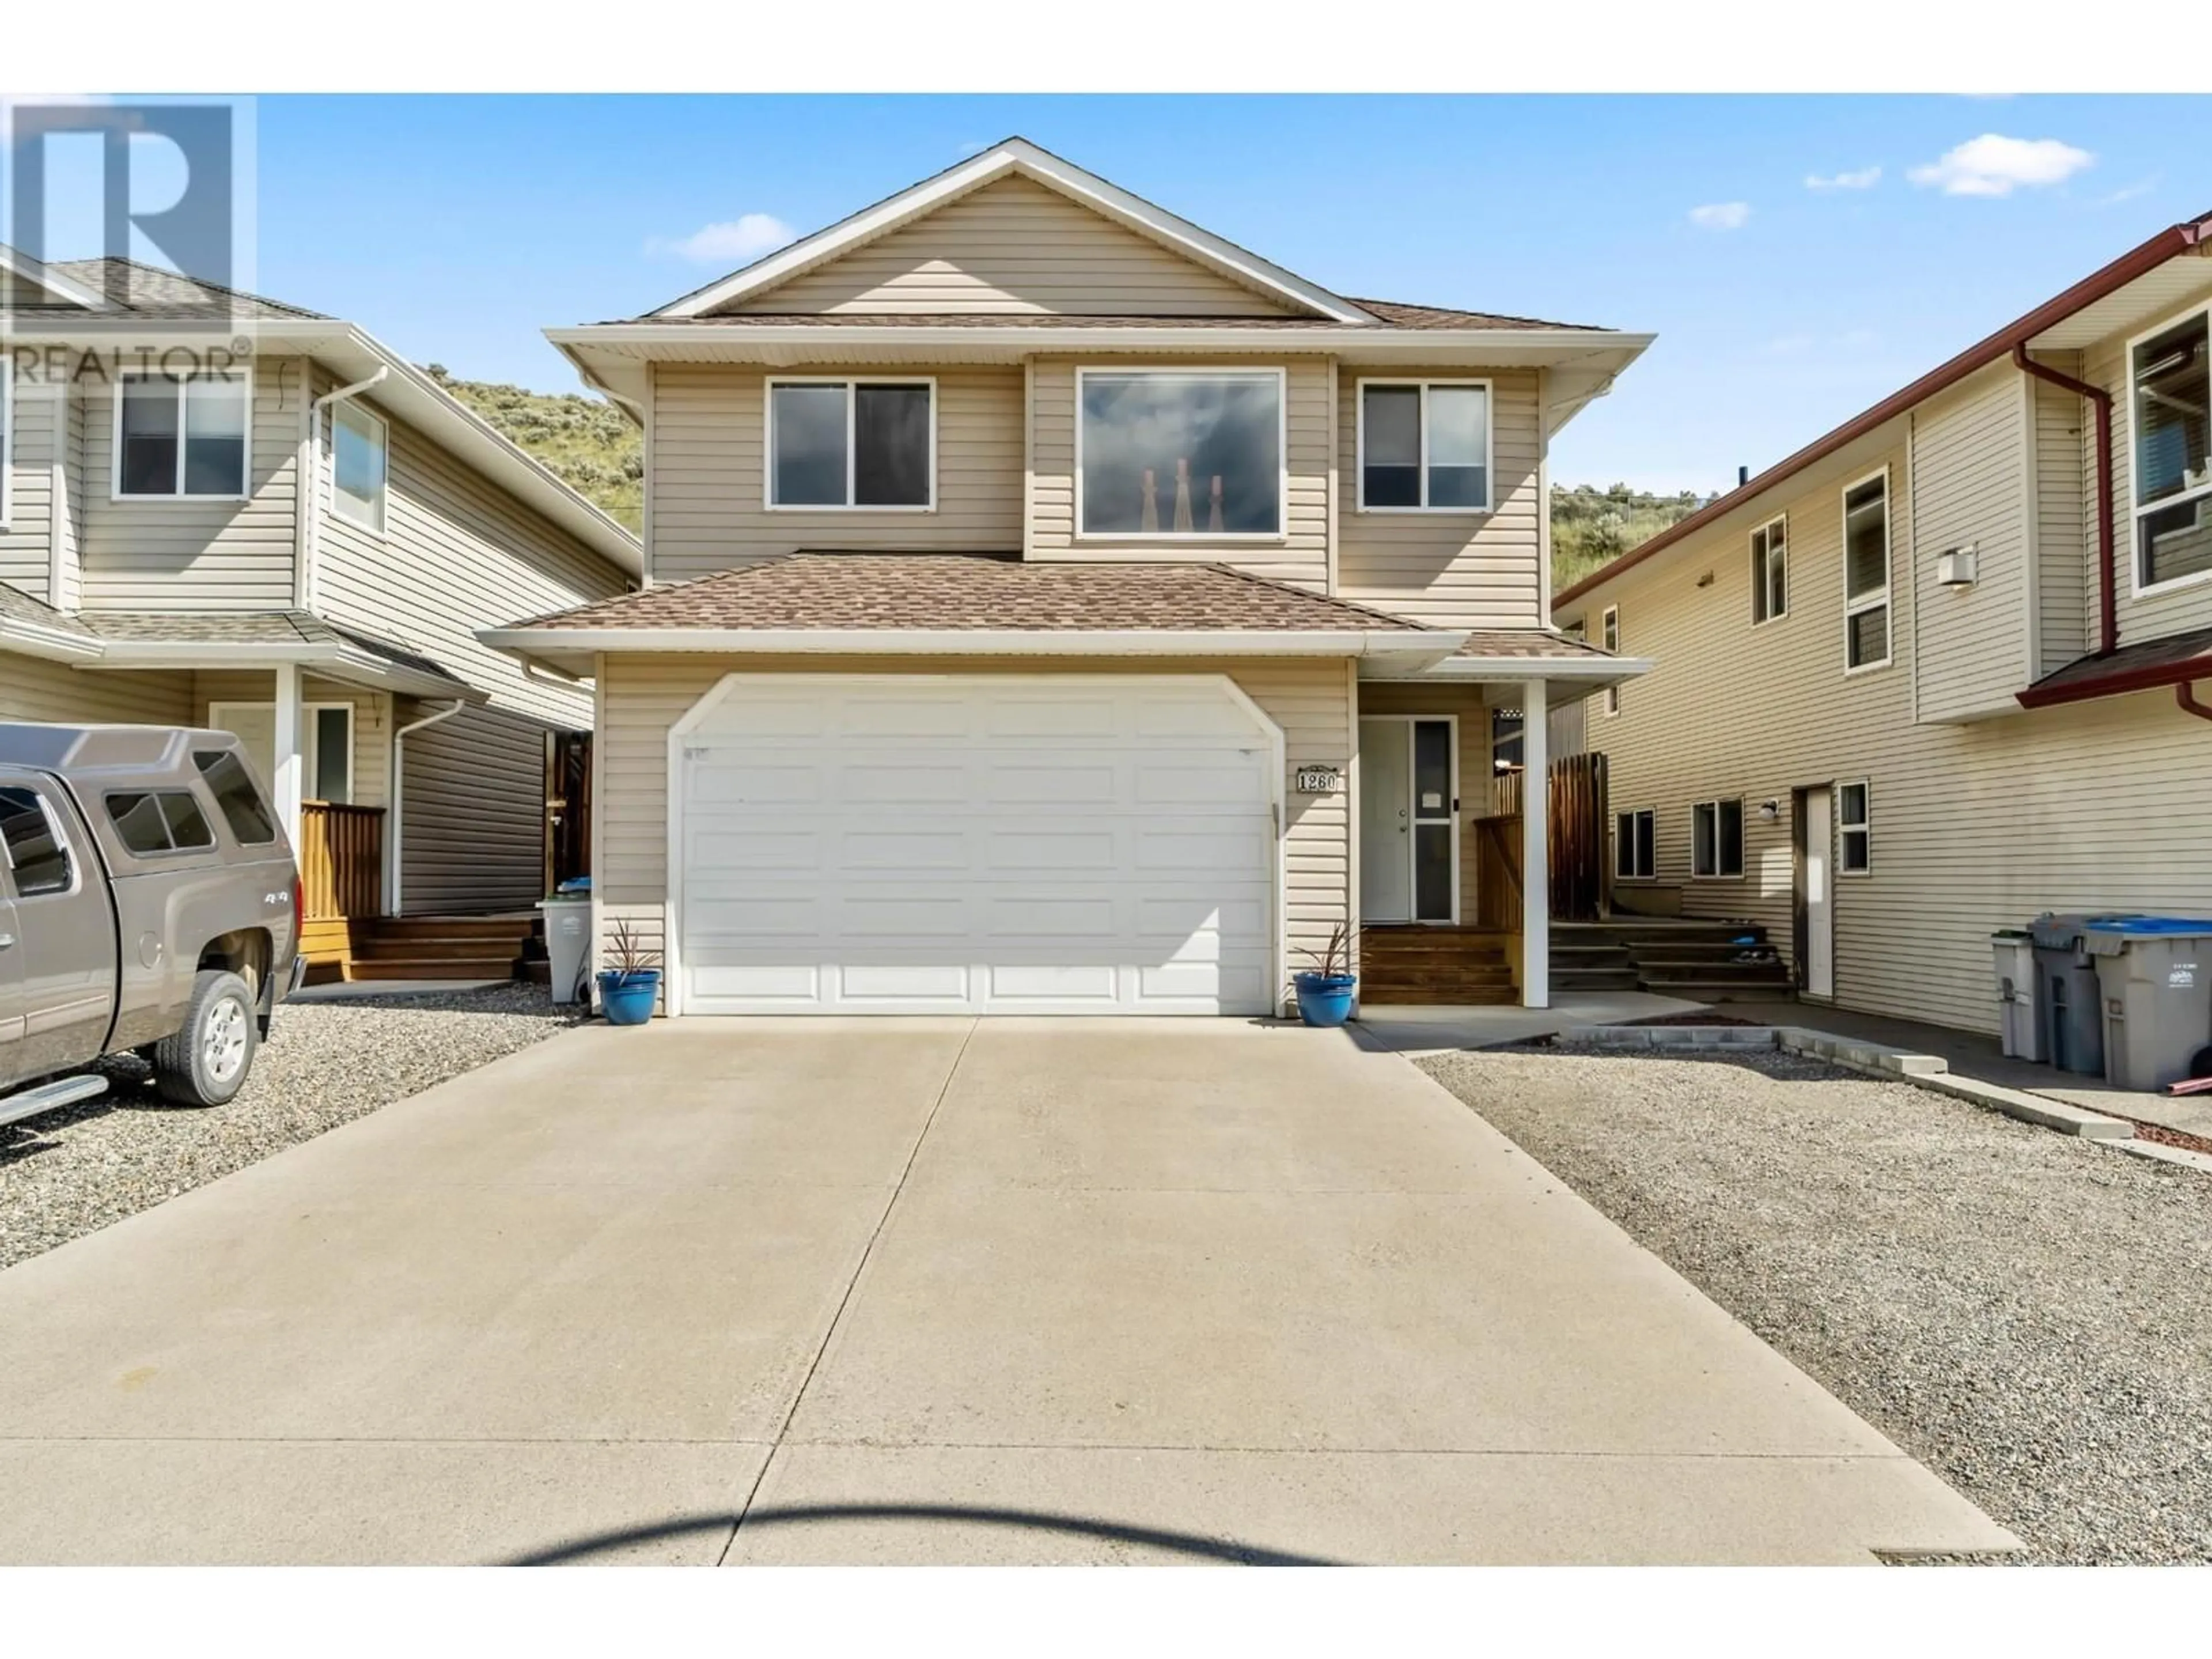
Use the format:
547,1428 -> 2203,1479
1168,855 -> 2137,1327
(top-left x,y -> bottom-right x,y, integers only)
0,1016 -> 2014,1565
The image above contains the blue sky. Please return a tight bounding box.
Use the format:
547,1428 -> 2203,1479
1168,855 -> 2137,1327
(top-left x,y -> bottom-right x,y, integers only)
239,94 -> 2212,494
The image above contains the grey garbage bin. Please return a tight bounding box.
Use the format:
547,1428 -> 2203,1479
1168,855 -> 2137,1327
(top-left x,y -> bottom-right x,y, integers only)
2086,919 -> 2212,1092
1991,929 -> 2043,1062
2029,913 -> 2135,1077
537,893 -> 593,1006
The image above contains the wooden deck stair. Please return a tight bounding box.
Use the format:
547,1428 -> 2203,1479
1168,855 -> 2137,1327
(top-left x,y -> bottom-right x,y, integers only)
1359,926 -> 1517,1006
304,915 -> 539,985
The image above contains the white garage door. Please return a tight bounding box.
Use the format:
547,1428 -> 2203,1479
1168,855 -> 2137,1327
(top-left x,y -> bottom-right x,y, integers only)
673,675 -> 1278,1016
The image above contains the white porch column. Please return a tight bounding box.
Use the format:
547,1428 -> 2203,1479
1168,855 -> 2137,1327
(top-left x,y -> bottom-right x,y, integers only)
272,662 -> 305,851
1520,677 -> 1549,1009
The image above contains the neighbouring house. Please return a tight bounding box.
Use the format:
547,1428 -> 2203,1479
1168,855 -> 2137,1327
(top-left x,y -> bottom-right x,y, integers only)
487,138 -> 1651,1016
1552,213 -> 2212,1035
0,252 -> 640,979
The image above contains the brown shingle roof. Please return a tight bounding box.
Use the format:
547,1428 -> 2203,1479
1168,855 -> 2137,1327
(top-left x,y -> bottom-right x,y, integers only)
1453,629 -> 1620,661
612,298 -> 1605,331
33,256 -> 327,321
507,553 -> 1426,634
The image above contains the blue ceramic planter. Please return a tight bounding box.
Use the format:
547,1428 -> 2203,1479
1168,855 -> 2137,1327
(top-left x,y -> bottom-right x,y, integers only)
1294,971 -> 1357,1028
598,968 -> 661,1025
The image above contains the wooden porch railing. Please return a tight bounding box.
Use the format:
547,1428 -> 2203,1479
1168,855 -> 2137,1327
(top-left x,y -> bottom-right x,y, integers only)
1469,814 -> 1523,930
299,800 -> 385,921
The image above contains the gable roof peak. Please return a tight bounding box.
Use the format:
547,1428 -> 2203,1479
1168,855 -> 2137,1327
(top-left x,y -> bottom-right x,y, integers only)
648,140 -> 1376,325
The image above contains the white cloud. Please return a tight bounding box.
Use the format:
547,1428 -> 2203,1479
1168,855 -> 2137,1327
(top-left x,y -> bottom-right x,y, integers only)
1907,134 -> 2093,198
647,212 -> 796,264
1805,165 -> 1881,191
2100,177 -> 2157,206
1688,200 -> 1751,231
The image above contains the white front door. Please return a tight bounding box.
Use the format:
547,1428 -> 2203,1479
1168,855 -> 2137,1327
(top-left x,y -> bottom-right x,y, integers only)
1801,785 -> 1834,999
208,701 -> 355,804
1359,716 -> 1456,925
1359,718 -> 1412,922
673,675 -> 1279,1016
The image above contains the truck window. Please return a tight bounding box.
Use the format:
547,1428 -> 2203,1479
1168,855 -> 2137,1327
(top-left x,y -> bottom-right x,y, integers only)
107,790 -> 217,855
0,786 -> 73,896
191,748 -> 278,845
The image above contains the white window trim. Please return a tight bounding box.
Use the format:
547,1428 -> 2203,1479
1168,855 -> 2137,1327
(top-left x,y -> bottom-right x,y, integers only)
2123,300 -> 2212,601
110,366 -> 255,502
1600,605 -> 1620,715
1613,805 -> 1655,881
1072,365 -> 1289,543
209,699 -> 355,805
1749,513 -> 1788,626
1354,377 -> 1496,514
1690,797 -> 1745,881
1838,778 -> 1872,877
762,375 -> 939,514
1842,465 -> 1893,675
330,399 -> 389,536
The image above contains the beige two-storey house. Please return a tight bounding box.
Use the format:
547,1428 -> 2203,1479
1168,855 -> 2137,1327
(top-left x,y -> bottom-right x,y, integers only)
489,140 -> 1650,1016
0,254 -> 639,974
1555,213 -> 2212,1036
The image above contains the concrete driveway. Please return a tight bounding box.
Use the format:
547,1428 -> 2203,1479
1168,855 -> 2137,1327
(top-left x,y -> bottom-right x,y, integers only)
0,1018 -> 2014,1565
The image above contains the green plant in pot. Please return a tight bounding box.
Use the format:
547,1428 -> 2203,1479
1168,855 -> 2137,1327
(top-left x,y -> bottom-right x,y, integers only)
1291,921 -> 1357,1028
597,919 -> 663,1025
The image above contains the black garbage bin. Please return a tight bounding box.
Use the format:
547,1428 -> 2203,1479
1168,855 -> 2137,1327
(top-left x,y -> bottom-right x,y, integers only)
2029,913 -> 2138,1077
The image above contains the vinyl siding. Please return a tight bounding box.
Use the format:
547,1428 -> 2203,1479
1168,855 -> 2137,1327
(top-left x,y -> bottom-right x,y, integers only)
77,355 -> 304,611
1560,432 -> 2212,1037
1,378 -> 58,598
1027,357 -> 1330,591
0,653 -> 192,725
397,699 -> 547,914
1336,369 -> 1546,627
2085,290 -> 2212,644
592,653 -> 1353,1012
2029,358 -> 2088,675
312,374 -> 622,732
728,175 -> 1297,317
1911,365 -> 2028,722
647,363 -> 1022,585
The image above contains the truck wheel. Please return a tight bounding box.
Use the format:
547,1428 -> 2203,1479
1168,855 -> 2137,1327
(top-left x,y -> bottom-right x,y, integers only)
153,969 -> 259,1107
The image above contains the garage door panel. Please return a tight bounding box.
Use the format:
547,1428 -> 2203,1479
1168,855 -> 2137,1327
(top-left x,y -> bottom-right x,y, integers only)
678,677 -> 1281,1016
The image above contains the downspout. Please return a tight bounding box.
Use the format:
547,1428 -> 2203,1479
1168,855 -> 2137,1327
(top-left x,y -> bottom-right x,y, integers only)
2012,344 -> 2117,658
302,366 -> 392,612
387,696 -> 465,916
2180,683 -> 2212,724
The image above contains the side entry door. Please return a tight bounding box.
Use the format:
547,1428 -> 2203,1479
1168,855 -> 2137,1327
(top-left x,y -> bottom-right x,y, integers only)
0,771 -> 116,1082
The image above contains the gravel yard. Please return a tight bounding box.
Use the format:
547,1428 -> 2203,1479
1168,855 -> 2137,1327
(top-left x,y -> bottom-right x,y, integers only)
0,984 -> 581,1272
1419,1042 -> 2212,1565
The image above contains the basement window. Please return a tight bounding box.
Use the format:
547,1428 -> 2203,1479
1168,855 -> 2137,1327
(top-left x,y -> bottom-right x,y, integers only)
768,379 -> 934,509
1692,798 -> 1744,879
2130,309 -> 2212,592
1613,807 -> 1655,881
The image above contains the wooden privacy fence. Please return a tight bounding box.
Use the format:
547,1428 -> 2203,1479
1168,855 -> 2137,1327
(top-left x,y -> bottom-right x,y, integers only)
1469,813 -> 1523,930
1490,753 -> 1609,922
299,800 -> 385,921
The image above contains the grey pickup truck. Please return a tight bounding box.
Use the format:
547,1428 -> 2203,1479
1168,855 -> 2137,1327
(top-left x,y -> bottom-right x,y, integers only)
0,724 -> 304,1131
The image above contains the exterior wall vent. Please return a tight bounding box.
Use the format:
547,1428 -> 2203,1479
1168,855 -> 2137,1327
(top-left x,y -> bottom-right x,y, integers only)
1937,544 -> 1979,587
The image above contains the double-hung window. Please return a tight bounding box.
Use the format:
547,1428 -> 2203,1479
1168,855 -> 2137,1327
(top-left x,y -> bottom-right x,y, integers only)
1613,808 -> 1655,880
1358,380 -> 1491,511
1839,781 -> 1872,873
1078,369 -> 1282,537
1691,798 -> 1744,879
332,401 -> 389,532
2128,309 -> 2212,592
1843,471 -> 1891,670
1601,606 -> 1621,715
1750,516 -> 1787,623
115,370 -> 249,499
767,379 -> 934,509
